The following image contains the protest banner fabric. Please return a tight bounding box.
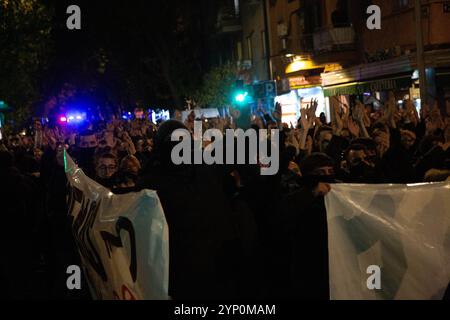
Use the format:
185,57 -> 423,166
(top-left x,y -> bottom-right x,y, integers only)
325,182 -> 450,300
64,151 -> 169,300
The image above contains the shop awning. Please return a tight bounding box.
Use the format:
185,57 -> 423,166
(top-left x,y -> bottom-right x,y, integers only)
323,75 -> 412,97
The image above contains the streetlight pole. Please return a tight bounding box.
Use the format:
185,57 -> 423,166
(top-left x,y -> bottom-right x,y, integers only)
414,0 -> 427,108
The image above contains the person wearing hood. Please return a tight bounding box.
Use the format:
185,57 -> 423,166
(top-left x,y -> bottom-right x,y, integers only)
137,120 -> 239,300
0,150 -> 36,298
338,143 -> 384,183
278,153 -> 334,299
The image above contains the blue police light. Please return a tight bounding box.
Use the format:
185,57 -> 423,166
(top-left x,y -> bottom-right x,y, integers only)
66,112 -> 87,124
122,112 -> 133,120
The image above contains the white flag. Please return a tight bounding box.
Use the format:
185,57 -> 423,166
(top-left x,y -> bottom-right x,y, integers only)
64,151 -> 170,300
325,182 -> 450,300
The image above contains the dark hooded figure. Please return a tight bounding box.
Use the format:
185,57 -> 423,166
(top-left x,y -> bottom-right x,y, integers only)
279,153 -> 334,300
0,150 -> 36,298
137,120 -> 239,300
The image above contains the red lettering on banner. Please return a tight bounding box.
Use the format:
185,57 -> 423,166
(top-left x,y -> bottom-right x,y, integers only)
112,285 -> 136,300
122,285 -> 136,300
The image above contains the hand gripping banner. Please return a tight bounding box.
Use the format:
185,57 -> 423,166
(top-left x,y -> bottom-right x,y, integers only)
64,150 -> 169,300
325,182 -> 450,300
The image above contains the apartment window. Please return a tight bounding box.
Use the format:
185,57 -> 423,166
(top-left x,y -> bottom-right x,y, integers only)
313,3 -> 323,29
281,38 -> 287,51
395,0 -> 409,10
247,36 -> 253,61
332,0 -> 350,28
234,0 -> 240,16
399,0 -> 409,8
237,41 -> 243,61
301,4 -> 322,33
261,31 -> 267,58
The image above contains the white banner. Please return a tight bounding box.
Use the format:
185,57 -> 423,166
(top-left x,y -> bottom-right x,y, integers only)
325,182 -> 450,300
64,151 -> 169,300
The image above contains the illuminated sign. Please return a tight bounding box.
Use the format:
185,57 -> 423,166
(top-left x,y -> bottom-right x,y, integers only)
289,76 -> 321,89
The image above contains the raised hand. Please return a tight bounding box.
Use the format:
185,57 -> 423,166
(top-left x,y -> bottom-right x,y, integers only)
300,104 -> 315,131
353,102 -> 371,138
44,128 -> 58,150
348,118 -> 360,138
385,93 -> 398,128
438,141 -> 450,152
404,99 -> 419,126
341,103 -> 350,126
299,104 -> 315,150
352,102 -> 363,123
313,182 -> 331,197
375,131 -> 390,157
431,103 -> 444,128
272,102 -> 282,123
332,104 -> 344,136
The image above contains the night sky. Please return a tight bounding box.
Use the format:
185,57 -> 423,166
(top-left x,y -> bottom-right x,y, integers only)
41,0 -> 218,113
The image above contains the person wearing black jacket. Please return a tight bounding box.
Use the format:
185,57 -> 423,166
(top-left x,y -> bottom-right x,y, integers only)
137,120 -> 240,300
0,150 -> 35,299
39,145 -> 91,299
278,153 -> 334,300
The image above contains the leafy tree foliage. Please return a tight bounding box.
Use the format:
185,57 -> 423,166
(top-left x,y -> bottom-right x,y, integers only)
0,0 -> 53,126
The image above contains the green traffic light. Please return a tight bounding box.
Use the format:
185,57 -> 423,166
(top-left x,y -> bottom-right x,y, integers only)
235,92 -> 248,103
0,101 -> 11,111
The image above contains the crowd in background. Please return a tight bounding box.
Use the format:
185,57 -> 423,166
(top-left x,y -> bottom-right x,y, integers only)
1,93 -> 449,299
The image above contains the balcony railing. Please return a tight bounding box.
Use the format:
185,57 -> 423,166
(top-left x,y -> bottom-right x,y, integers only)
313,26 -> 356,53
216,6 -> 242,34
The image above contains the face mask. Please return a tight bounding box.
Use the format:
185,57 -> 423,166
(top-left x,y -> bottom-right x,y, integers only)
321,141 -> 330,152
350,163 -> 365,175
78,147 -> 96,167
351,161 -> 374,176
123,171 -> 139,181
367,155 -> 378,164
96,177 -> 115,188
349,157 -> 364,167
318,175 -> 336,183
304,174 -> 336,185
79,147 -> 96,157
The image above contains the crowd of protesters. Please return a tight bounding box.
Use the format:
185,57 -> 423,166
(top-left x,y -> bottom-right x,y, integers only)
1,93 -> 449,299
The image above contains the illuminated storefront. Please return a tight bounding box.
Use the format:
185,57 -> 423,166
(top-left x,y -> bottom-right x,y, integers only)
275,86 -> 328,127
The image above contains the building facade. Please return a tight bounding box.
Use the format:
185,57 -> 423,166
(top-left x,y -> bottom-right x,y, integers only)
208,0 -> 270,83
323,0 -> 450,109
266,0 -> 450,124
